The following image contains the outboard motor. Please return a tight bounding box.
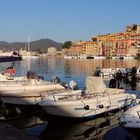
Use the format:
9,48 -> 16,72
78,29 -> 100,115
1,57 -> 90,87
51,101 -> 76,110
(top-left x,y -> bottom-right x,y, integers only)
27,71 -> 37,79
93,66 -> 101,76
69,80 -> 78,90
51,76 -> 61,83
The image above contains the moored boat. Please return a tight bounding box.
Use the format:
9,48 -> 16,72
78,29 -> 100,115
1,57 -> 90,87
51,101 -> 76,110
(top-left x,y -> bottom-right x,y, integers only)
0,51 -> 22,62
0,55 -> 22,62
120,103 -> 140,129
0,69 -> 65,106
38,76 -> 136,118
0,70 -> 65,93
93,67 -> 126,77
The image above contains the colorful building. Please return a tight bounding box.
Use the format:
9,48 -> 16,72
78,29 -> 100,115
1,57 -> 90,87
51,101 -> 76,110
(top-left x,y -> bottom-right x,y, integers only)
65,24 -> 140,59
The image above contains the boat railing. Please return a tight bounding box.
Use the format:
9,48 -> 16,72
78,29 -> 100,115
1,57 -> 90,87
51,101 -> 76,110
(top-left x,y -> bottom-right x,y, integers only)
39,89 -> 69,97
0,79 -> 27,87
51,91 -> 82,101
86,89 -> 124,97
0,78 -> 56,87
81,92 -> 106,97
89,92 -> 118,97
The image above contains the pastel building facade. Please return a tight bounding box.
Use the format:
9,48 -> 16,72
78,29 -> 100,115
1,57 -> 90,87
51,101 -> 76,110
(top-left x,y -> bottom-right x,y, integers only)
47,47 -> 57,55
64,24 -> 140,58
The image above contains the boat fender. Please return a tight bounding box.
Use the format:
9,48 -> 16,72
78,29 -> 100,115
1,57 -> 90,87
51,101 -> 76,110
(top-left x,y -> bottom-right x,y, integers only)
98,104 -> 104,108
84,105 -> 90,110
5,67 -> 15,76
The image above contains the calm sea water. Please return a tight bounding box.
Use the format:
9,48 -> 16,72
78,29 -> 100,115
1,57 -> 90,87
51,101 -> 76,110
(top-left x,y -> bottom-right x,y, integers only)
1,56 -> 140,89
1,57 -> 140,140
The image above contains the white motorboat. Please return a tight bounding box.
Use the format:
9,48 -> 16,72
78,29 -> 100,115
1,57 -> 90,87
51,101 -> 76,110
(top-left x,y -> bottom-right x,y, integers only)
38,76 -> 136,118
0,79 -> 65,97
93,67 -> 126,77
101,68 -> 116,77
0,66 -> 26,81
0,72 -> 26,82
0,69 -> 65,105
0,77 -> 64,93
0,70 -> 65,93
120,103 -> 140,129
0,89 -> 68,105
100,67 -> 126,77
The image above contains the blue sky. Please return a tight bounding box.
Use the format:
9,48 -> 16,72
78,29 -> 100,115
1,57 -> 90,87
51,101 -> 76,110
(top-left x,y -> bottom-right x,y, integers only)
0,0 -> 140,43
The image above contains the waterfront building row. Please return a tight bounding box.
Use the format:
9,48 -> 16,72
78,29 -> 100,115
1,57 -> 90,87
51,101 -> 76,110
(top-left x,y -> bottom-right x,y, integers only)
62,24 -> 140,59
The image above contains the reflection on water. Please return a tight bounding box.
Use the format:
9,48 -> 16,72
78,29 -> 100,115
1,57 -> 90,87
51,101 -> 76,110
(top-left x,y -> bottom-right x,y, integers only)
104,126 -> 139,140
42,111 -> 120,140
0,57 -> 140,139
7,111 -> 45,129
6,110 -> 47,137
0,57 -> 138,88
7,57 -> 140,89
5,109 -> 140,140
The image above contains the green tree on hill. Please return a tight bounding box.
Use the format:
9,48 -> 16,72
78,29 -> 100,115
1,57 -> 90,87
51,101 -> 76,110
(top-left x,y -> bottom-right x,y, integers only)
62,41 -> 72,48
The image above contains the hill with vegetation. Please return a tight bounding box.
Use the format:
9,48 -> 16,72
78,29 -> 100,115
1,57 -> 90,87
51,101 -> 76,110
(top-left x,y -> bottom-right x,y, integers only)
0,39 -> 63,51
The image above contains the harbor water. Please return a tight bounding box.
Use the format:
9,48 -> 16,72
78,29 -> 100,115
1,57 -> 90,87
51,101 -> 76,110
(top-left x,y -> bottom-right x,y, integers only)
0,57 -> 140,140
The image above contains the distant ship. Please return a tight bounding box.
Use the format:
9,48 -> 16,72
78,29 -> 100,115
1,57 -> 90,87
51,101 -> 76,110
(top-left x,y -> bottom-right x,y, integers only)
0,51 -> 22,62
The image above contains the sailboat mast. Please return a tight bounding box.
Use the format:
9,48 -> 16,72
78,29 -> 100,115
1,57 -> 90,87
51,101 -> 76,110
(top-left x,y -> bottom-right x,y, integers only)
27,34 -> 30,52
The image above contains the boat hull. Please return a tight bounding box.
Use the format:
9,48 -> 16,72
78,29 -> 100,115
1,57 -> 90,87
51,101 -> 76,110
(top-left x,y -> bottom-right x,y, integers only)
0,56 -> 22,62
0,83 -> 64,93
40,94 -> 135,118
0,88 -> 66,105
120,104 -> 140,129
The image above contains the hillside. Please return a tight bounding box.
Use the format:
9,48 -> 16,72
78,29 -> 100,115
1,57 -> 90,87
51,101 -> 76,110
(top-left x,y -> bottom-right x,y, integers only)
0,39 -> 63,51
